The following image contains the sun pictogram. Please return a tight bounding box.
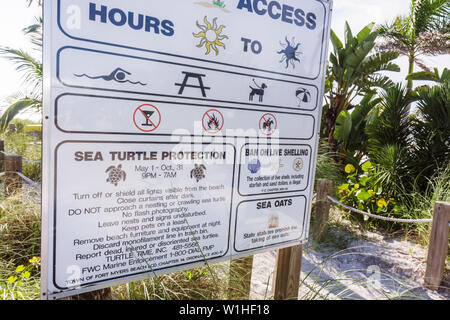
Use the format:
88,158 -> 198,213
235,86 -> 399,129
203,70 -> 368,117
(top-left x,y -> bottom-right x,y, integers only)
193,16 -> 229,55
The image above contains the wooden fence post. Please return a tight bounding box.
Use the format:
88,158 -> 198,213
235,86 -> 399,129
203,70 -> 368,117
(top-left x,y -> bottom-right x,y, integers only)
0,140 -> 4,172
311,179 -> 333,242
4,155 -> 22,198
424,202 -> 450,290
272,244 -> 303,300
228,256 -> 254,300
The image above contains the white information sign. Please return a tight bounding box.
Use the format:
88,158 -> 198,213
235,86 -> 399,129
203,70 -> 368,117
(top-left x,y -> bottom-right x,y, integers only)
42,0 -> 333,299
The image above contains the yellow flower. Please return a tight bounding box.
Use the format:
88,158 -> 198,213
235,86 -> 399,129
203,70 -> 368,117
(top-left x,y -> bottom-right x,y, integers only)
15,265 -> 25,273
354,184 -> 360,189
345,164 -> 355,174
377,198 -> 387,208
29,256 -> 41,268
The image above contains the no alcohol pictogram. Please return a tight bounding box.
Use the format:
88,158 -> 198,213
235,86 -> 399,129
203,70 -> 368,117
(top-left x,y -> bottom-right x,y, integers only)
259,113 -> 277,135
133,104 -> 161,132
202,109 -> 224,134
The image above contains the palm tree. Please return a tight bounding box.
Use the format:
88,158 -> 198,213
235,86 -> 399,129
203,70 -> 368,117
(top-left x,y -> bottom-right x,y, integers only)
409,81 -> 450,186
0,19 -> 42,131
323,21 -> 400,151
377,0 -> 450,90
365,83 -> 419,196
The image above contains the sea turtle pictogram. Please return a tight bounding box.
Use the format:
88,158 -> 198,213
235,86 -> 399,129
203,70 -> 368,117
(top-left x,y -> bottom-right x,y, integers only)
106,164 -> 126,186
190,164 -> 207,182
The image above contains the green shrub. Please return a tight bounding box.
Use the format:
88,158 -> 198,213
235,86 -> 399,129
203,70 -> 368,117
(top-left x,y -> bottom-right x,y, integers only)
336,161 -> 402,230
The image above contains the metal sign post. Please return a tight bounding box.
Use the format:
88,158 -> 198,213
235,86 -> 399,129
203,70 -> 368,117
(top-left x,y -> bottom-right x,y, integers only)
41,0 -> 333,299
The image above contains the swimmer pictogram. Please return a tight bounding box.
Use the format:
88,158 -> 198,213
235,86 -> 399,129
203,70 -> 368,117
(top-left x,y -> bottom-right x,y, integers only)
74,67 -> 147,85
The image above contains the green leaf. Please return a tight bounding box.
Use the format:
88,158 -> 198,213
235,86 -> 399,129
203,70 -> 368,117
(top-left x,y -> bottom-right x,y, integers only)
356,22 -> 375,42
330,29 -> 343,50
357,189 -> 372,201
361,161 -> 373,172
344,21 -> 354,47
339,183 -> 349,191
360,176 -> 370,186
334,111 -> 353,143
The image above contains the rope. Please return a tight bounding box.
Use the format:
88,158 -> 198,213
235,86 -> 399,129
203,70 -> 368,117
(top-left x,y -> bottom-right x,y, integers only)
327,195 -> 434,224
0,150 -> 14,156
22,159 -> 42,163
15,172 -> 41,187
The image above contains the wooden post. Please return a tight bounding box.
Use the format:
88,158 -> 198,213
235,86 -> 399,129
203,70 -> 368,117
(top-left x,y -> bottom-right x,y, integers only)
4,155 -> 22,198
0,140 -> 4,172
311,179 -> 333,242
273,244 -> 302,300
424,202 -> 450,290
228,256 -> 254,300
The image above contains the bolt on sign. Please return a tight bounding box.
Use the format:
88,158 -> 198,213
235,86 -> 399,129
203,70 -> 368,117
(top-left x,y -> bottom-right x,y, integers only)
41,0 -> 333,299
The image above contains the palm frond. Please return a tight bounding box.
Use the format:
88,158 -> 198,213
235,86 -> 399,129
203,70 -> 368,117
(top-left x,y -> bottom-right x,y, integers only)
0,98 -> 41,131
366,83 -> 417,151
0,47 -> 42,96
406,67 -> 450,83
414,0 -> 450,34
23,20 -> 43,48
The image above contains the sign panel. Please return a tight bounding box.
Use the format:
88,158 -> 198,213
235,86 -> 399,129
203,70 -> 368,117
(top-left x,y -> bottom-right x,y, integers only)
42,0 -> 333,299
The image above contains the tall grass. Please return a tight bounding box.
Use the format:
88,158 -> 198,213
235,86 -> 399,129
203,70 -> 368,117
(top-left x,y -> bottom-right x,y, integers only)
0,193 -> 41,300
398,166 -> 450,244
0,193 -> 41,264
314,141 -> 344,191
112,265 -> 229,300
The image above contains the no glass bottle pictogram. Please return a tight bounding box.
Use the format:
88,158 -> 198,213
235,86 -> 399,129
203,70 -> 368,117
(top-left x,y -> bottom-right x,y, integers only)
133,104 -> 161,132
202,109 -> 224,134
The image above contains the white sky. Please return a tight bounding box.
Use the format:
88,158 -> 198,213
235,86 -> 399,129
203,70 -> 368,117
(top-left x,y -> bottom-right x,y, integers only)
0,0 -> 448,119
0,1 -> 41,104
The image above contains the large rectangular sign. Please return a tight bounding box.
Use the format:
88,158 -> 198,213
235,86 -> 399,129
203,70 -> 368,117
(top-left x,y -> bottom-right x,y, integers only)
42,0 -> 333,299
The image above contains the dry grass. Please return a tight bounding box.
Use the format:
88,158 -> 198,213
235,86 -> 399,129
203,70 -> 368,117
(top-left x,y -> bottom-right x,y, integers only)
0,193 -> 41,264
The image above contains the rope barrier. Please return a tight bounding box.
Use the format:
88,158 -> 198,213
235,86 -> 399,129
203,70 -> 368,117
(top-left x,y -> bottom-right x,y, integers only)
15,172 -> 41,187
0,150 -> 14,156
327,195 -> 434,224
22,159 -> 42,163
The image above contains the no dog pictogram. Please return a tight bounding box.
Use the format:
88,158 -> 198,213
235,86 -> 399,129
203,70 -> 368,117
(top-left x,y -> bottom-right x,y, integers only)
259,113 -> 277,135
202,109 -> 224,134
133,104 -> 161,132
